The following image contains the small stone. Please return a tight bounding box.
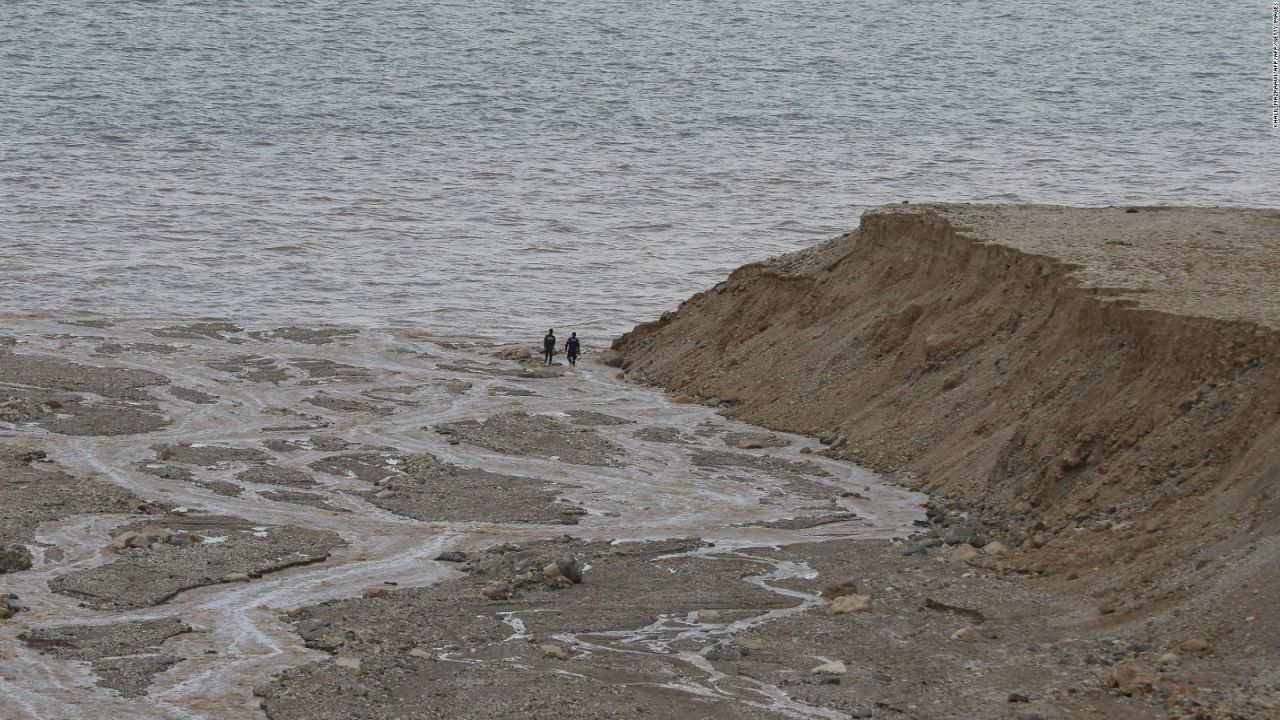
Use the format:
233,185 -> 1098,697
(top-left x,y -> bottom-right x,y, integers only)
333,656 -> 362,670
1107,664 -> 1155,695
673,395 -> 694,404
407,648 -> 431,659
482,584 -> 510,601
810,659 -> 847,674
361,587 -> 389,598
819,433 -> 838,446
799,447 -> 813,454
1179,638 -> 1211,654
982,541 -> 1007,556
950,544 -> 979,563
554,557 -> 583,584
1157,652 -> 1178,665
700,641 -> 748,662
434,551 -> 467,563
950,627 -> 980,642
819,582 -> 858,600
542,644 -> 570,660
1007,692 -> 1030,703
0,543 -> 33,573
1097,600 -> 1116,615
826,594 -> 872,615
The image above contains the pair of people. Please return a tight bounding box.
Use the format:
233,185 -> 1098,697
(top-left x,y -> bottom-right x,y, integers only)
542,329 -> 581,366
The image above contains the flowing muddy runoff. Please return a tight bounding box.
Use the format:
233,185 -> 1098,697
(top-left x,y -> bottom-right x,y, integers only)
0,319 -> 924,720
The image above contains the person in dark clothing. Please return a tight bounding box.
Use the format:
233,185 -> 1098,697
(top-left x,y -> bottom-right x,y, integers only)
543,329 -> 556,365
566,332 -> 581,366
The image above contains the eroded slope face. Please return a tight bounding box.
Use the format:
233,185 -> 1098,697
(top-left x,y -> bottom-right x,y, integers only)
0,320 -> 921,719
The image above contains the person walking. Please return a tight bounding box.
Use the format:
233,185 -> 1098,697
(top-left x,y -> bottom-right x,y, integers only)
566,332 -> 581,366
542,328 -> 557,365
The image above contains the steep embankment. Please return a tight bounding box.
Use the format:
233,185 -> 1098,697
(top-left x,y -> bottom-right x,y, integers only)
611,204 -> 1280,647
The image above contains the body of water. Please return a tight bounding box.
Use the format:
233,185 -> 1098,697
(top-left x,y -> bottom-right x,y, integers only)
2,0 -> 1276,338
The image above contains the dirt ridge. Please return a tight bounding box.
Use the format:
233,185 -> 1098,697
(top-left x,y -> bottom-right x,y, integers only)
610,203 -> 1280,652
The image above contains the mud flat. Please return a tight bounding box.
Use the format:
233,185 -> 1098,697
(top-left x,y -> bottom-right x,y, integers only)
610,204 -> 1280,718
2,317 -> 933,719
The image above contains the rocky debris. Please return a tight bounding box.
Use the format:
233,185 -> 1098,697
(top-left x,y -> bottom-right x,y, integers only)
0,542 -> 33,573
826,594 -> 873,615
136,462 -> 194,481
258,539 -> 787,720
689,450 -> 829,478
488,385 -> 537,397
498,346 -> 534,361
207,354 -> 292,383
149,322 -> 242,340
1106,664 -> 1156,695
260,489 -> 345,511
565,410 -> 634,426
434,551 -> 467,563
1179,638 -> 1212,654
195,479 -> 243,496
0,346 -> 168,400
50,518 -> 344,609
820,582 -> 859,600
479,552 -> 586,600
702,640 -> 750,662
0,387 -> 167,436
723,432 -> 789,450
1,445 -> 149,548
811,659 -> 847,674
309,453 -> 403,484
107,525 -> 204,551
0,395 -> 44,422
94,342 -> 182,357
168,386 -> 218,404
0,593 -> 24,619
264,434 -> 353,454
435,411 -> 625,467
290,357 -> 374,382
304,392 -> 393,416
20,617 -> 192,698
247,327 -> 357,345
541,643 -> 571,660
153,443 -> 271,467
236,464 -> 317,487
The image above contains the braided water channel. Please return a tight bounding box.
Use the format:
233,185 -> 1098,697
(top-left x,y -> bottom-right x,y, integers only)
0,319 -> 924,719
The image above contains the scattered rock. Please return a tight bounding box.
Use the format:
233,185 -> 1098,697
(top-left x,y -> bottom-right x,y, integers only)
1179,638 -> 1212,654
700,640 -> 749,662
482,584 -> 510,601
982,540 -> 1006,556
811,659 -> 847,674
541,644 -> 570,661
333,656 -> 362,671
950,544 -> 979,563
819,581 -> 859,599
826,594 -> 873,615
0,543 -> 33,573
1007,692 -> 1030,703
434,551 -> 467,563
1107,664 -> 1155,695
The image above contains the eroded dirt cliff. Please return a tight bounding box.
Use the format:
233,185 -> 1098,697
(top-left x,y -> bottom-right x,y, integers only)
612,204 -> 1280,663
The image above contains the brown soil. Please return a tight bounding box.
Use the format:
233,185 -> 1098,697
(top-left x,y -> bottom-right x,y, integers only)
610,204 -> 1280,708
